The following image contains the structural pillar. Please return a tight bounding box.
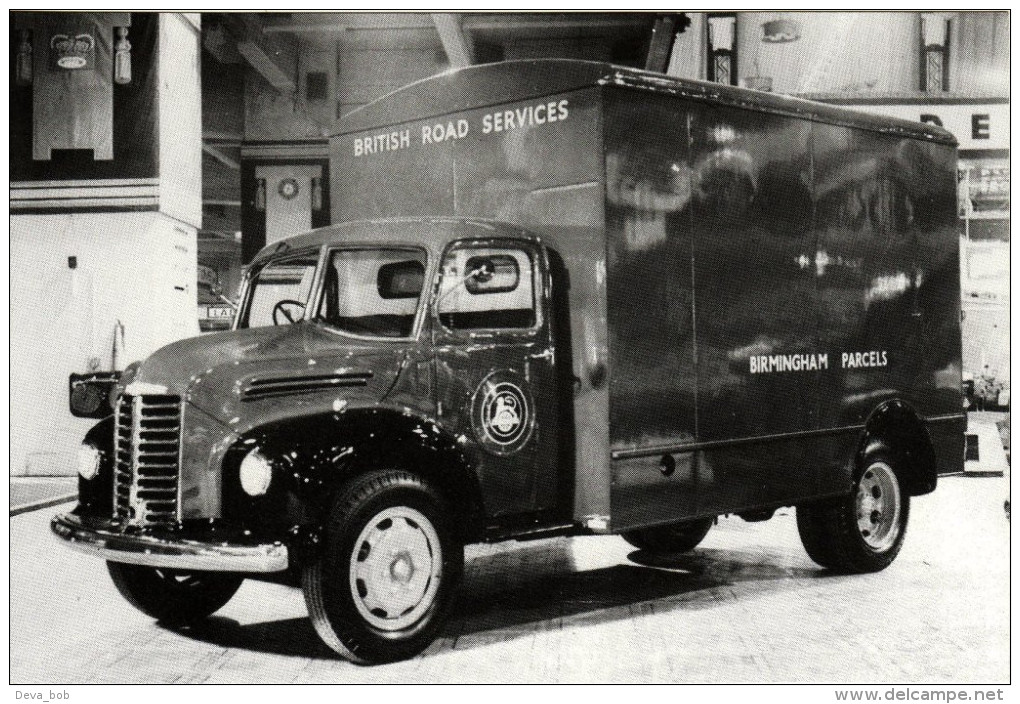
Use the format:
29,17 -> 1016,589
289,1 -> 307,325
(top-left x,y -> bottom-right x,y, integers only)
10,12 -> 203,476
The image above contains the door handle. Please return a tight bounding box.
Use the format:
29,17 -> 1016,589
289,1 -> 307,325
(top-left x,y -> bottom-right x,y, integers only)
528,348 -> 555,364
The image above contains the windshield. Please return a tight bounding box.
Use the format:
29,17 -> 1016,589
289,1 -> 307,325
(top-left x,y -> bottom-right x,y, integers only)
315,248 -> 428,338
238,251 -> 319,328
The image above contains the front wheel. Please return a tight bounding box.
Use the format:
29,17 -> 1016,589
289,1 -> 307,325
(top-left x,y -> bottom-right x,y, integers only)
797,448 -> 910,573
106,562 -> 243,624
302,470 -> 463,664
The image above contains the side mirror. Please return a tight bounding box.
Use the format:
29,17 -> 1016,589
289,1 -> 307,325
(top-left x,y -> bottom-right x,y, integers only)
471,258 -> 496,283
464,254 -> 519,294
69,372 -> 121,418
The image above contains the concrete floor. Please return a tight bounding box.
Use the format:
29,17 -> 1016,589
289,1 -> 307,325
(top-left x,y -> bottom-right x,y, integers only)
11,475 -> 1009,684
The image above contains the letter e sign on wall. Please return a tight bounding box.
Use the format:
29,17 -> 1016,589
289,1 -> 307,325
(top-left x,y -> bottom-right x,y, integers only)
14,12 -> 130,161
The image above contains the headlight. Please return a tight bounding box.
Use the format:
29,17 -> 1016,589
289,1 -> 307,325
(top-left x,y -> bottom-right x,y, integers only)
77,444 -> 102,481
239,450 -> 273,496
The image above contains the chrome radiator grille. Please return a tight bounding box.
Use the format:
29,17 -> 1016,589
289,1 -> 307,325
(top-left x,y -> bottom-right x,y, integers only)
113,394 -> 182,527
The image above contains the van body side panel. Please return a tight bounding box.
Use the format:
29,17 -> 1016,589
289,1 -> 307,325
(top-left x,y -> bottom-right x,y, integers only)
812,124 -> 964,481
687,103 -> 822,517
607,90 -> 961,530
331,87 -> 612,525
602,90 -> 700,528
903,140 -> 964,477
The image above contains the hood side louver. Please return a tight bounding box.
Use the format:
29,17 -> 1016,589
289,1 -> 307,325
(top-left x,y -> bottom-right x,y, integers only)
241,372 -> 373,401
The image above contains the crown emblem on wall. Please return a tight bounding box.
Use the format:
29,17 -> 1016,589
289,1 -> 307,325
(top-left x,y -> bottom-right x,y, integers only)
50,33 -> 95,70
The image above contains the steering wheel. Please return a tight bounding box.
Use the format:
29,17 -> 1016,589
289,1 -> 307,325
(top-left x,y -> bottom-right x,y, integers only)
272,299 -> 306,325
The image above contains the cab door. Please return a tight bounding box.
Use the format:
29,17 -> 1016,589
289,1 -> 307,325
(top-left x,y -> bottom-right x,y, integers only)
432,238 -> 561,518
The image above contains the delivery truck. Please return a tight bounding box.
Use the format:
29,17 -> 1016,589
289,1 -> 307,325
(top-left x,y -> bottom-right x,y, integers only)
53,60 -> 964,664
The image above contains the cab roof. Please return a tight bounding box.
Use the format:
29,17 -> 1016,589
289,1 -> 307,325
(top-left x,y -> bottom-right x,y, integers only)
249,217 -> 532,268
333,59 -> 957,147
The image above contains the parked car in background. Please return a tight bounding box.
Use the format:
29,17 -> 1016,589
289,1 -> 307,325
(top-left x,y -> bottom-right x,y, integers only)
197,265 -> 236,333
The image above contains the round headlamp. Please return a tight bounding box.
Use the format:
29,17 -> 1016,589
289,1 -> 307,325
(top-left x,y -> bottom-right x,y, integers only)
77,444 -> 102,481
239,450 -> 273,497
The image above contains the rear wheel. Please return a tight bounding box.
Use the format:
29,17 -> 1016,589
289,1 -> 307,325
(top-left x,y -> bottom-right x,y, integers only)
302,470 -> 462,664
797,448 -> 910,573
621,517 -> 714,553
106,562 -> 243,624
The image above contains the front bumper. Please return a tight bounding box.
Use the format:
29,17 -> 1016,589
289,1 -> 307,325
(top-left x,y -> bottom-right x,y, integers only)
50,512 -> 289,573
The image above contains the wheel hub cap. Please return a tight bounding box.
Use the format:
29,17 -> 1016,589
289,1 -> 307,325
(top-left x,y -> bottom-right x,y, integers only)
349,506 -> 442,632
390,552 -> 415,583
855,461 -> 902,552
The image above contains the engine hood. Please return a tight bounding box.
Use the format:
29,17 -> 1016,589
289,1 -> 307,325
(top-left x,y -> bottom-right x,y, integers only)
123,323 -> 411,428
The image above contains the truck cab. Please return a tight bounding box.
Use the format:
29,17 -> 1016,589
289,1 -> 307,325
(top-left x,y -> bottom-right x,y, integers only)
54,217 -> 575,663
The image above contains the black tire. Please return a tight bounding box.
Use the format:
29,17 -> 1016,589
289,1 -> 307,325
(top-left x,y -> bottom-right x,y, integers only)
797,448 -> 910,573
621,517 -> 714,553
106,562 -> 243,624
302,470 -> 463,664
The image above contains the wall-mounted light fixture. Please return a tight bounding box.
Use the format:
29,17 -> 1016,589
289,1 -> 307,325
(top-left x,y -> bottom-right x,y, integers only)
311,176 -> 323,211
113,26 -> 131,84
707,14 -> 737,86
15,29 -> 33,86
255,178 -> 266,211
921,13 -> 950,92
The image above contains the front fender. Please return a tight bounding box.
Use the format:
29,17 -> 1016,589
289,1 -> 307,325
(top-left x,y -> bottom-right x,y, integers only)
220,405 -> 485,544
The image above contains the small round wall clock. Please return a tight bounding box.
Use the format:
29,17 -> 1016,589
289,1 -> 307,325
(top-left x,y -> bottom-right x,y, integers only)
278,178 -> 300,200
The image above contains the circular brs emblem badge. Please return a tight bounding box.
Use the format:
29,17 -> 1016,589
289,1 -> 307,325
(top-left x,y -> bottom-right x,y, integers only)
484,385 -> 525,442
472,372 -> 534,455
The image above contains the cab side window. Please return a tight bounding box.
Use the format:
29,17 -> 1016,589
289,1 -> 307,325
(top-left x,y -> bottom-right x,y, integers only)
437,245 -> 537,330
318,249 -> 427,338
